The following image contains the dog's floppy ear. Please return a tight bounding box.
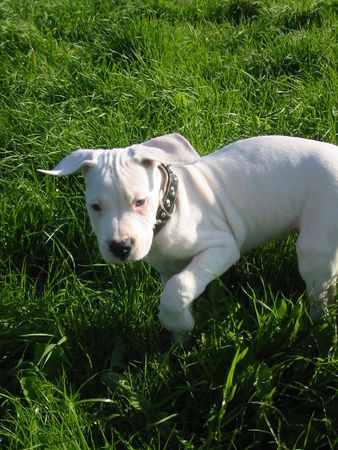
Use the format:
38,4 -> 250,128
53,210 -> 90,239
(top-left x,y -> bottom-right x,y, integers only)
38,149 -> 96,176
132,133 -> 200,165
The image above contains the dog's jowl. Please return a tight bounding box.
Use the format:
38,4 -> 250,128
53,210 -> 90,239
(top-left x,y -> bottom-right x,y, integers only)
39,134 -> 338,338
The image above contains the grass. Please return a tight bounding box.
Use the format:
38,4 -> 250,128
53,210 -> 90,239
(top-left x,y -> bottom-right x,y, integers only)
0,0 -> 337,448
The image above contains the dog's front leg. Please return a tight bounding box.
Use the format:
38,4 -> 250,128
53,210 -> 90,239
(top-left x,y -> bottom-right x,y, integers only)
159,239 -> 240,337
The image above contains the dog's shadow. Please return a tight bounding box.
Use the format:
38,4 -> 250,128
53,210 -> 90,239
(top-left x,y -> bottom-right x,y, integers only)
193,234 -> 306,329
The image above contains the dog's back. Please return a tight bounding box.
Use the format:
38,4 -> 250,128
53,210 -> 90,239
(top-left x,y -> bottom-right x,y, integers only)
196,136 -> 338,250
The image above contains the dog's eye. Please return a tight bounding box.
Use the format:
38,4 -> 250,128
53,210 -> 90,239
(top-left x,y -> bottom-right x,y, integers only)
91,203 -> 101,212
135,198 -> 146,208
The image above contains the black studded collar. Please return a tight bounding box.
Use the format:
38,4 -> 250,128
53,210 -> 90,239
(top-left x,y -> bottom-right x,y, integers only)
153,164 -> 178,235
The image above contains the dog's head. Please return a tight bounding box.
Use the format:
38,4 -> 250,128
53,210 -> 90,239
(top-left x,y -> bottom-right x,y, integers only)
39,133 -> 199,263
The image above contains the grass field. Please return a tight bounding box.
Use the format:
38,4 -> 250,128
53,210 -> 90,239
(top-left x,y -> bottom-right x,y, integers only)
0,0 -> 337,448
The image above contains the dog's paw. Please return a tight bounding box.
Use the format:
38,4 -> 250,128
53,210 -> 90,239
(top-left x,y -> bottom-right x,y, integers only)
159,303 -> 195,335
158,272 -> 196,335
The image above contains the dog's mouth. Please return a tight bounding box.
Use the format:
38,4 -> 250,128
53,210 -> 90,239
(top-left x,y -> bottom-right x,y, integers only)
103,251 -> 145,265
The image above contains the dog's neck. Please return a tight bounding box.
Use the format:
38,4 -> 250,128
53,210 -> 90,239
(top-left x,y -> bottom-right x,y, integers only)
153,164 -> 178,234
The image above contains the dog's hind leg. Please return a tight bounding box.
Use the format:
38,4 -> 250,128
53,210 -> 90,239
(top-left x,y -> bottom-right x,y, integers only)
296,219 -> 338,319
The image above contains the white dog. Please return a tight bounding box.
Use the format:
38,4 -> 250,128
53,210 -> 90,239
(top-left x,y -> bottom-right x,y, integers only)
39,134 -> 338,337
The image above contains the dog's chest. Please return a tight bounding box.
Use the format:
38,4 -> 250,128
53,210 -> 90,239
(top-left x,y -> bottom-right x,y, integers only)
145,248 -> 190,278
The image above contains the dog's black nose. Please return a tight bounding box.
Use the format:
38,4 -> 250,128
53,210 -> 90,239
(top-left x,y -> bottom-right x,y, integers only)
109,239 -> 133,260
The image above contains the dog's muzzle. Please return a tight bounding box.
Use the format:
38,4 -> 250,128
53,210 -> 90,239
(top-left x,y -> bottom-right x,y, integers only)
109,238 -> 134,260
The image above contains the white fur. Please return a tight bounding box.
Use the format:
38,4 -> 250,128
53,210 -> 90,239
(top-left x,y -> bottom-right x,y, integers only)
39,134 -> 338,336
